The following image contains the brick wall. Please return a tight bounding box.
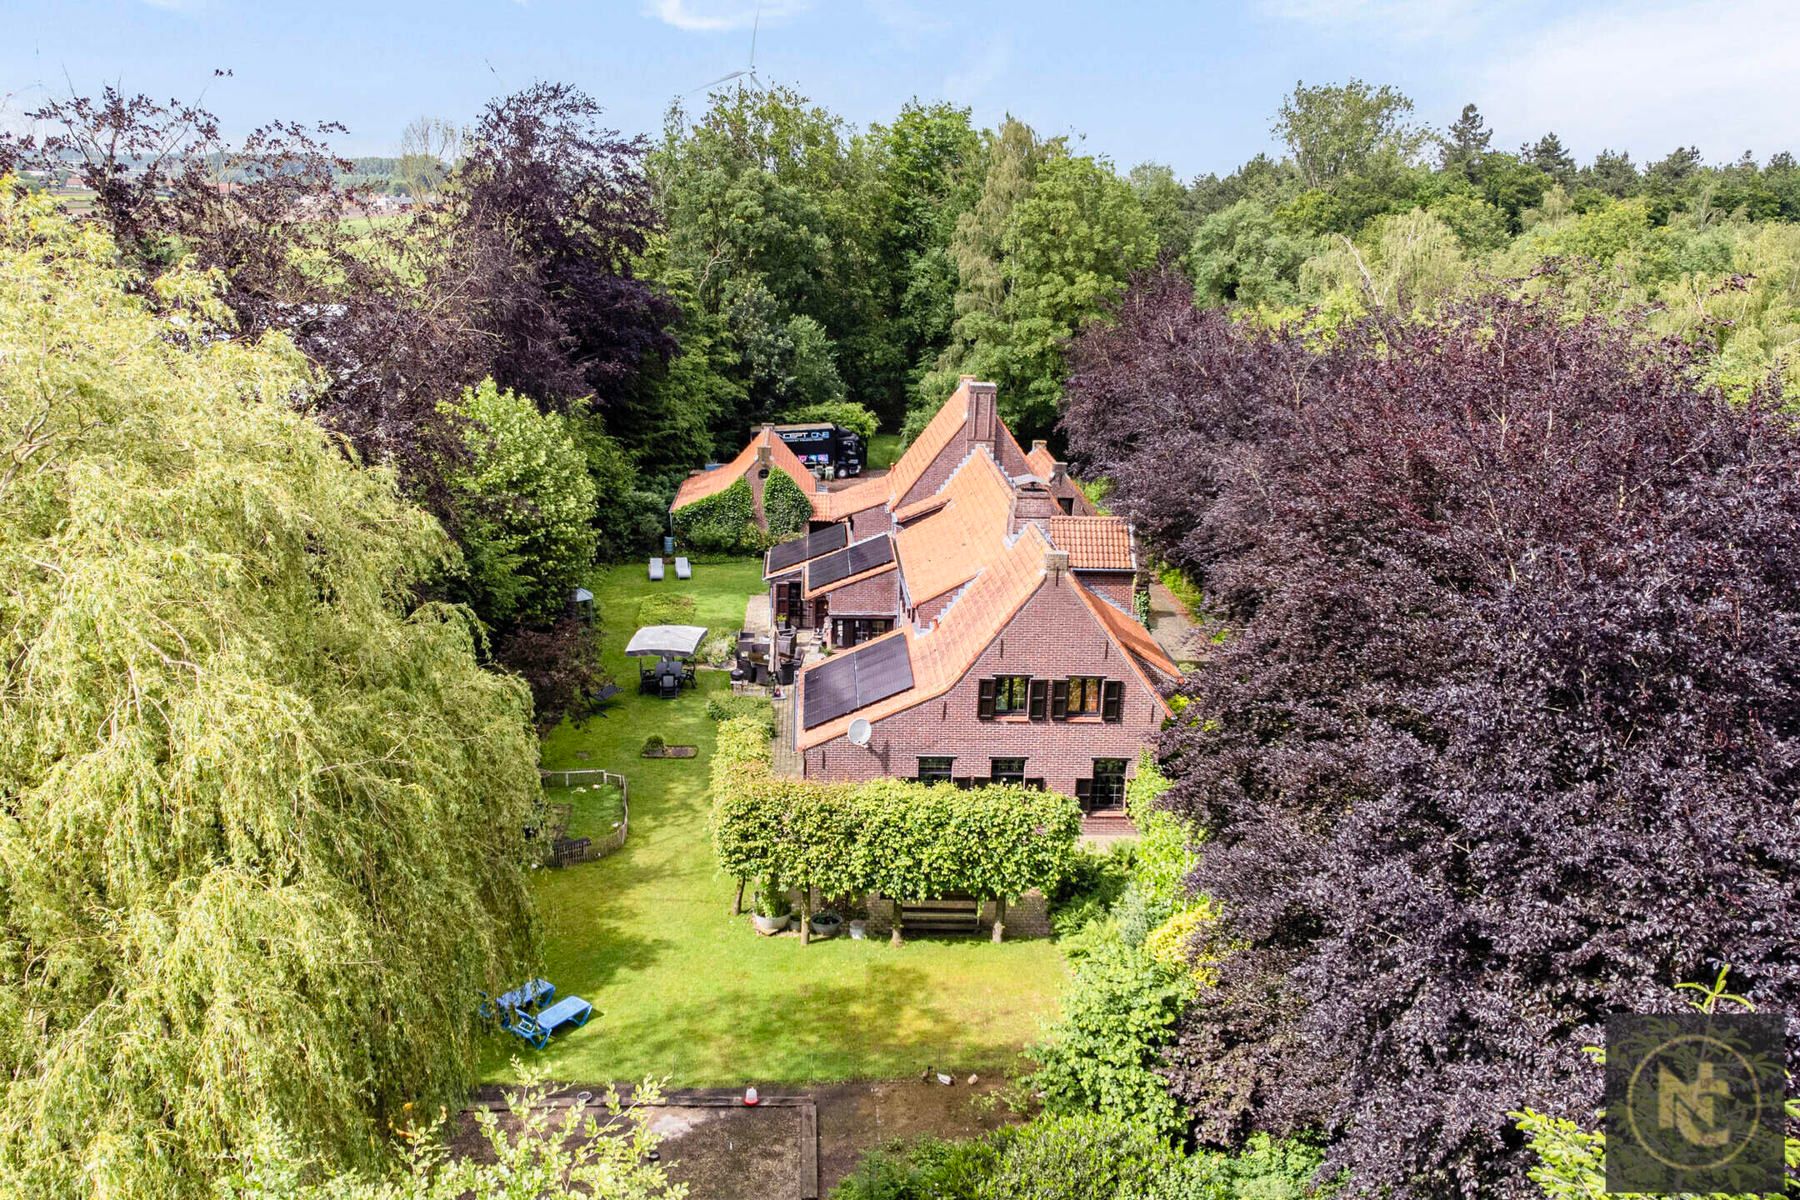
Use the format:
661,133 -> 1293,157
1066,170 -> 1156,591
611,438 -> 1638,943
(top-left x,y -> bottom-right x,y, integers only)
822,569 -> 900,620
1078,571 -> 1136,611
801,572 -> 1164,797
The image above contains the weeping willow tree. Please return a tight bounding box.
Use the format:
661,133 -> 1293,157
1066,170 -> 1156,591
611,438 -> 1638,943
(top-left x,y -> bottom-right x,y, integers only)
0,185 -> 542,1197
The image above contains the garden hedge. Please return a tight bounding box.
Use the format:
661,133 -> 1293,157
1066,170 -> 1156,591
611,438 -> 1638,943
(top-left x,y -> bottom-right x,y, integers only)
707,717 -> 1083,942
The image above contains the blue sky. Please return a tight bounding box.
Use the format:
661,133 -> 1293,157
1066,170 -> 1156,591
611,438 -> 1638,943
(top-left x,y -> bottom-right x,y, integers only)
6,0 -> 1798,176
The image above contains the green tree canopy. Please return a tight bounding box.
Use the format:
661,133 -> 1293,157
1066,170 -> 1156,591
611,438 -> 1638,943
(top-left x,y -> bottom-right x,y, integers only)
0,186 -> 541,1199
443,378 -> 598,627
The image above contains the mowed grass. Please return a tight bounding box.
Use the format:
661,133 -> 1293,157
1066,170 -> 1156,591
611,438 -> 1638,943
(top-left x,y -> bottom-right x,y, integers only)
485,557 -> 1068,1086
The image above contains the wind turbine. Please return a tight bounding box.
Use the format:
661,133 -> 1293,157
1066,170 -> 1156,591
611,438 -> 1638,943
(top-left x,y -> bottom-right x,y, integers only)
690,5 -> 765,95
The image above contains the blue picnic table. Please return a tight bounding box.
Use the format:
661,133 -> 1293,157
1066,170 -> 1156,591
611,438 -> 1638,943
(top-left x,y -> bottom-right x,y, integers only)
503,996 -> 596,1049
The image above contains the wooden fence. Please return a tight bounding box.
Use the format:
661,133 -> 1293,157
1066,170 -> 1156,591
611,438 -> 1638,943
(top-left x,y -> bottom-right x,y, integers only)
538,769 -> 629,865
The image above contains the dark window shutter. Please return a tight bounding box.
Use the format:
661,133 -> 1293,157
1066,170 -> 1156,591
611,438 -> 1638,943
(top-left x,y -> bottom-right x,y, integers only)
1075,778 -> 1093,808
977,678 -> 996,720
1050,679 -> 1069,720
1102,679 -> 1124,722
1027,678 -> 1048,721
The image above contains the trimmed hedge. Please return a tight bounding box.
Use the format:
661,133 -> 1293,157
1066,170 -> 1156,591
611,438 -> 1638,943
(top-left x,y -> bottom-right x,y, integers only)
671,475 -> 760,554
704,693 -> 778,739
708,717 -> 1083,942
762,468 -> 814,542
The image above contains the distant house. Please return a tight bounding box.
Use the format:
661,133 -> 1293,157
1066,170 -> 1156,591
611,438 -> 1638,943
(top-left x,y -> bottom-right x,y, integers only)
669,424 -> 822,535
764,378 -> 1178,815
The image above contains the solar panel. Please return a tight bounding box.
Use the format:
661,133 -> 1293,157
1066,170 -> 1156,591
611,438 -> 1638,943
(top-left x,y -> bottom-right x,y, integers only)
803,655 -> 860,727
809,534 -> 893,590
854,635 -> 914,705
767,523 -> 847,574
800,634 -> 915,729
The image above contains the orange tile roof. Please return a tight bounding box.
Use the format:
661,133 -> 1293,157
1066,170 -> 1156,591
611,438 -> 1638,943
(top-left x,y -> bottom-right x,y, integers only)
882,378 -> 972,508
798,524 -> 1053,750
811,476 -> 888,522
1025,444 -> 1058,479
892,449 -> 1017,605
1048,515 -> 1136,571
671,427 -> 819,512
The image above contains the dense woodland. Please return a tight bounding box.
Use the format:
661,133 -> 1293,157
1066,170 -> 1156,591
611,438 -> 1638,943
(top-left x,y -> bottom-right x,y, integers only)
4,74 -> 1800,1200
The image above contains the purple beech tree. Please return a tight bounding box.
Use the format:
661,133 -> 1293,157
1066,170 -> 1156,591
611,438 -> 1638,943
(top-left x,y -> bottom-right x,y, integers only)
1062,276 -> 1800,1198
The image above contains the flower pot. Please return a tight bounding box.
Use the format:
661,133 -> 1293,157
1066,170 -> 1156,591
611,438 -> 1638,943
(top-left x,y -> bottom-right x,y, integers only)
810,913 -> 843,939
751,912 -> 791,936
847,919 -> 867,940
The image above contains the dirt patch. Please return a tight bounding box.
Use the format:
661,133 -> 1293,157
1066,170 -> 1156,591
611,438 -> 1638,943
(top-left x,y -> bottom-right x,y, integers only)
815,1076 -> 1020,1194
640,745 -> 698,759
653,1105 -> 804,1198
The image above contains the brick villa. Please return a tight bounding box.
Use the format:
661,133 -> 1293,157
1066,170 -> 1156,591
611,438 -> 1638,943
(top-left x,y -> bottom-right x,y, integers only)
754,378 -> 1179,813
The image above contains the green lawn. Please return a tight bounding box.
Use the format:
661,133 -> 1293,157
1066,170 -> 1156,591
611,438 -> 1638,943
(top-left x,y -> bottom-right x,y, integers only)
488,557 -> 1068,1086
866,432 -> 904,471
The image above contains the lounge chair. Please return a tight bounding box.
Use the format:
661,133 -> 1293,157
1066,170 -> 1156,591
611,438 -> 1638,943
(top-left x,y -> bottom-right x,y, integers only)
503,1011 -> 551,1050
674,556 -> 692,580
648,557 -> 664,581
588,683 -> 621,716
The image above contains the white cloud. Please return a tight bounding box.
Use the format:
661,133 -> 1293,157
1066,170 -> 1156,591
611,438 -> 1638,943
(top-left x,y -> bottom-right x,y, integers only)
867,0 -> 949,39
943,37 -> 1010,104
1257,0 -> 1489,41
646,0 -> 811,32
1476,0 -> 1800,160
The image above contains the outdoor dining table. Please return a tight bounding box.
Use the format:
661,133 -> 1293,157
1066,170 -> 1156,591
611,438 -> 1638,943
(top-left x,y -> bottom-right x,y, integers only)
497,978 -> 554,1012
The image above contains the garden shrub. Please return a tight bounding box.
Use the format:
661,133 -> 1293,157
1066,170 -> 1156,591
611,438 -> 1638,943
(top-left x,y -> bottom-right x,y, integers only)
762,467 -> 816,542
974,1113 -> 1182,1200
1029,937 -> 1193,1139
671,475 -> 760,553
704,693 -> 777,739
1149,1134 -> 1327,1200
1047,843 -> 1135,937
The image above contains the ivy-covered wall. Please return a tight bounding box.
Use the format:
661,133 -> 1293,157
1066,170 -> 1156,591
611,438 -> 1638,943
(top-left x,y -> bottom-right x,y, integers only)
762,468 -> 815,542
671,475 -> 761,554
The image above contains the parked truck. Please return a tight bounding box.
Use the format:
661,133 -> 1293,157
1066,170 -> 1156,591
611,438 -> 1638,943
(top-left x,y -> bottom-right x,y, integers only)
773,421 -> 865,479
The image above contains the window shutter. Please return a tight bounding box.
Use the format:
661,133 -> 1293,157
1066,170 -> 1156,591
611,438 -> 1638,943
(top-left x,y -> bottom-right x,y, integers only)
1050,679 -> 1069,720
1075,778 -> 1093,808
977,678 -> 996,720
1027,678 -> 1048,721
1101,679 -> 1124,722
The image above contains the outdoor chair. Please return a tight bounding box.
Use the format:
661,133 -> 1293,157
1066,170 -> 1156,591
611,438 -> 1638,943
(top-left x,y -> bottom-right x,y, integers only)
648,556 -> 664,581
502,1010 -> 551,1050
674,556 -> 692,580
588,683 -> 621,716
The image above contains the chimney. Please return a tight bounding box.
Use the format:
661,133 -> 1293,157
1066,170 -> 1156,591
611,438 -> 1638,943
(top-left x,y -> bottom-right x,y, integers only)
757,425 -> 773,468
1012,482 -> 1058,533
965,380 -> 999,452
1050,460 -> 1068,486
1045,549 -> 1070,578
1030,439 -> 1048,456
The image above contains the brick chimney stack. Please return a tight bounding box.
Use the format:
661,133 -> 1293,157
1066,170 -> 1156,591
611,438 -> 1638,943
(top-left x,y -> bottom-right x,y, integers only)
1044,548 -> 1070,578
757,425 -> 773,468
1030,438 -> 1048,456
964,379 -> 999,451
1050,460 -> 1068,486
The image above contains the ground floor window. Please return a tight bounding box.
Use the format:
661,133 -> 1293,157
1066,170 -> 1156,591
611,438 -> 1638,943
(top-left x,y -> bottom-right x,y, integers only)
989,757 -> 1027,785
831,616 -> 893,648
917,756 -> 954,783
1079,757 -> 1129,811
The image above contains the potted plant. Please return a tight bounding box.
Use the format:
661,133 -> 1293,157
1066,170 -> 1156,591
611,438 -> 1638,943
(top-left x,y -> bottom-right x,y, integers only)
810,908 -> 843,939
750,876 -> 792,936
641,733 -> 666,758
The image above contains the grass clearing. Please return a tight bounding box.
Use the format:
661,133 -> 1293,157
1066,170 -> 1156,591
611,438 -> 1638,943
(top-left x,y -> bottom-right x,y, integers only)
866,432 -> 904,470
487,556 -> 1067,1086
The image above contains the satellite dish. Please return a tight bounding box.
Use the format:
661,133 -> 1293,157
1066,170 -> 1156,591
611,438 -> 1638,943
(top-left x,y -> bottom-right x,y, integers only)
847,718 -> 872,746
